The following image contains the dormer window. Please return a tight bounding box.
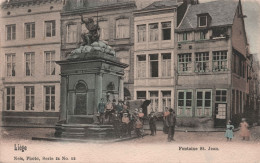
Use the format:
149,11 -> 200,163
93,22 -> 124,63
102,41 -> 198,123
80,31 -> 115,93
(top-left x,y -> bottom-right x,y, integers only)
197,13 -> 211,28
199,16 -> 207,27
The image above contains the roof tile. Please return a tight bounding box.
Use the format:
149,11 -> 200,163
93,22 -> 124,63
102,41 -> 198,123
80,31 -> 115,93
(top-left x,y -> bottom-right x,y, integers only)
178,0 -> 238,30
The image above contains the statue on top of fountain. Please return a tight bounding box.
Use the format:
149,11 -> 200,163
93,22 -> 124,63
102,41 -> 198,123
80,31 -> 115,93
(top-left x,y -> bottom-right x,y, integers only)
67,15 -> 116,60
80,15 -> 100,46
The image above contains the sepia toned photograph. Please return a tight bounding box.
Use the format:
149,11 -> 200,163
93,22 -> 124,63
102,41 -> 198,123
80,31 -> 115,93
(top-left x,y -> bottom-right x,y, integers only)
0,0 -> 259,162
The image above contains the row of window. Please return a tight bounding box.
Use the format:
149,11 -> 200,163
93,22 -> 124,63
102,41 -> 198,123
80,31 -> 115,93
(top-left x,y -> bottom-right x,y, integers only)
6,21 -> 55,41
136,53 -> 171,78
177,89 -> 226,117
6,51 -> 55,77
67,18 -> 130,43
177,27 -> 228,42
178,51 -> 228,73
232,90 -> 246,115
136,91 -> 172,112
137,21 -> 172,43
6,86 -> 56,111
135,51 -> 227,79
4,16 -> 223,43
136,89 -> 227,117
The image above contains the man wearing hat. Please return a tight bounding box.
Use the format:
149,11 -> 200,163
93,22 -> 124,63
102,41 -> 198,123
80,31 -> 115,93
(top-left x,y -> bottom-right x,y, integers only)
97,98 -> 106,124
148,111 -> 157,136
165,108 -> 176,142
116,100 -> 123,113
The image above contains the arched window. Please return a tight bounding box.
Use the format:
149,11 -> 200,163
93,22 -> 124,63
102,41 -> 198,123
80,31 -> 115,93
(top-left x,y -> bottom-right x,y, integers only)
124,87 -> 131,100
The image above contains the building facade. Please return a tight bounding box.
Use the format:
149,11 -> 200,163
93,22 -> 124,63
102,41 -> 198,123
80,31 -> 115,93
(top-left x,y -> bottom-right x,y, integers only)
175,0 -> 251,127
0,0 -> 64,126
133,1 -> 178,114
0,0 -> 257,128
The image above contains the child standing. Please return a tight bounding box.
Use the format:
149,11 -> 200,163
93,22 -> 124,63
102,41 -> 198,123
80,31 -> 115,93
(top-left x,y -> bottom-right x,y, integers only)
135,118 -> 143,138
225,120 -> 234,141
122,113 -> 130,137
239,118 -> 250,141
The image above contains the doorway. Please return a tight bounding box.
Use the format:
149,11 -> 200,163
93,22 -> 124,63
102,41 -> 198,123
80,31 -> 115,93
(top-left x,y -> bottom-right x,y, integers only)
74,82 -> 87,115
214,103 -> 227,127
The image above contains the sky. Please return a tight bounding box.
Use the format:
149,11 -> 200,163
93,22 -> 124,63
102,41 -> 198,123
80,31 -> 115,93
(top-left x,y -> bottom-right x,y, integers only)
0,0 -> 259,61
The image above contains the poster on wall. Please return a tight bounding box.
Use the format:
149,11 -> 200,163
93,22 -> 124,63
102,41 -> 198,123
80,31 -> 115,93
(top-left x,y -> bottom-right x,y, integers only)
216,104 -> 226,119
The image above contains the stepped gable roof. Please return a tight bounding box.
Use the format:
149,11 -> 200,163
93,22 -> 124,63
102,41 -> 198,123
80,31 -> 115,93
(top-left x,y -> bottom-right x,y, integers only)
142,0 -> 178,11
178,0 -> 238,30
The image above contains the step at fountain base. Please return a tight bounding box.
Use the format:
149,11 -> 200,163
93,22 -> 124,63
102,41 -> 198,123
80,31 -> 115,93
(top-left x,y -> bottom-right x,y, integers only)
55,123 -> 115,140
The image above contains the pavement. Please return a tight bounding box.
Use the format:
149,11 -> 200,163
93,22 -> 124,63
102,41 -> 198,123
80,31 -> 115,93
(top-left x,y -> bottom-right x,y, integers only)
1,126 -> 260,163
1,125 -> 260,142
142,120 -> 229,132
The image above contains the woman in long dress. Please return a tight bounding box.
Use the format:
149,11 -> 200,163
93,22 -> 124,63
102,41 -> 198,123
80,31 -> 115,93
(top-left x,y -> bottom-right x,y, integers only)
225,120 -> 234,141
239,118 -> 250,141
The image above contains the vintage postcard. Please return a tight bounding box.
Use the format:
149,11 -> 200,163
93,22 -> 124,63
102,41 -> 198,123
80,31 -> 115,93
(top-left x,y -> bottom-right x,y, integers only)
0,0 -> 260,162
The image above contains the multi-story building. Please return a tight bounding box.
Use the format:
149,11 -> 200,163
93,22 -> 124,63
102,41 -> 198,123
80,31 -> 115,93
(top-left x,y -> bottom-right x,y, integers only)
0,0 -> 64,126
60,0 -> 137,102
133,1 -> 178,115
175,0 -> 251,128
0,0 -> 256,129
248,54 -> 260,124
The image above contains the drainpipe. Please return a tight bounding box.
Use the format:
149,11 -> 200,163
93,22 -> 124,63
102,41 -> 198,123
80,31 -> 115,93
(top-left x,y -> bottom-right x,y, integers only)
66,74 -> 69,124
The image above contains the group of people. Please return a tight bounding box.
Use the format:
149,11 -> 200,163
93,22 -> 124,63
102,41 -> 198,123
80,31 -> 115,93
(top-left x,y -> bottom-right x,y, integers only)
96,98 -> 177,141
97,98 -> 145,138
148,107 -> 177,142
225,118 -> 251,141
97,98 -> 127,124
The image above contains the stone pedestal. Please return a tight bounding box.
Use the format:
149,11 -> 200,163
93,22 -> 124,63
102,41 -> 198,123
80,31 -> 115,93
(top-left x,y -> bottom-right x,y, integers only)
56,51 -> 128,124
